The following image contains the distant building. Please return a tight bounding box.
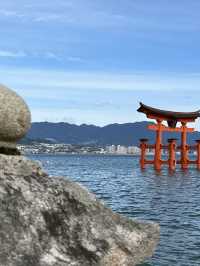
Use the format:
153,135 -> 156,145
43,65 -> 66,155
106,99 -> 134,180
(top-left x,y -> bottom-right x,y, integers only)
106,145 -> 116,154
127,146 -> 140,154
116,145 -> 128,154
105,145 -> 141,155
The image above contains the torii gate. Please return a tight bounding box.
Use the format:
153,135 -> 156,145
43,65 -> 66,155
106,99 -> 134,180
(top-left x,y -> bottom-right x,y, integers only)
137,103 -> 200,171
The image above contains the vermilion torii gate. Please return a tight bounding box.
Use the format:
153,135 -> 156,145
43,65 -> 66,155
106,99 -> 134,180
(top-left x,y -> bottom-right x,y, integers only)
137,103 -> 200,171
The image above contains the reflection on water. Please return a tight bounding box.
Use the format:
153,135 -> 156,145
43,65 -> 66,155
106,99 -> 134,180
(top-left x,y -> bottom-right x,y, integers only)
29,154 -> 200,266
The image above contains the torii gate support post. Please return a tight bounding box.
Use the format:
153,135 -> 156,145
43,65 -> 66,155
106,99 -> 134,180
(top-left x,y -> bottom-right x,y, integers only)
181,122 -> 188,170
140,138 -> 148,169
154,120 -> 162,171
168,139 -> 177,171
196,140 -> 200,170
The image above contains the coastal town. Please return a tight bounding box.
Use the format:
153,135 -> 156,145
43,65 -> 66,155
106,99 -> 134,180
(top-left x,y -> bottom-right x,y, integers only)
17,143 -> 141,155
17,142 -> 197,156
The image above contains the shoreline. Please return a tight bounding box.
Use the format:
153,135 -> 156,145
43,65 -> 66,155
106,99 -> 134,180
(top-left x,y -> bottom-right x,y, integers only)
27,153 -> 140,156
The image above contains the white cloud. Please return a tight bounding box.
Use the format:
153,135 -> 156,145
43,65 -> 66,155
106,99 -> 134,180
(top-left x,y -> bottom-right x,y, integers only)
0,9 -> 25,19
1,67 -> 200,93
0,50 -> 26,58
44,52 -> 60,60
0,1 -> 199,32
67,56 -> 83,62
33,13 -> 66,23
0,50 -> 67,61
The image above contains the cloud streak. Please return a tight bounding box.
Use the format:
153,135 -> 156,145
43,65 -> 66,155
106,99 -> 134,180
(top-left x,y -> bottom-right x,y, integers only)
0,1 -> 200,32
0,50 -> 26,58
0,50 -> 78,61
1,68 -> 200,93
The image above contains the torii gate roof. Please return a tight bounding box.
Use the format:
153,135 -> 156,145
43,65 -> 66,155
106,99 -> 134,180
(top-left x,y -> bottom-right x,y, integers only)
137,102 -> 200,126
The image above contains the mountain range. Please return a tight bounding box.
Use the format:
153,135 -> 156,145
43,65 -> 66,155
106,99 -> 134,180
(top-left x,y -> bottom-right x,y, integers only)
21,121 -> 200,146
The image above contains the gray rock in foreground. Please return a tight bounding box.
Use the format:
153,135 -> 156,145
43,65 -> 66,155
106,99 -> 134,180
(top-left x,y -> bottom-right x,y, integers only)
0,155 -> 159,266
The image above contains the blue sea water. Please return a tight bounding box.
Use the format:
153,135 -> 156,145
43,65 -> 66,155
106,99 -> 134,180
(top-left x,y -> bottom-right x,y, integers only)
29,154 -> 200,266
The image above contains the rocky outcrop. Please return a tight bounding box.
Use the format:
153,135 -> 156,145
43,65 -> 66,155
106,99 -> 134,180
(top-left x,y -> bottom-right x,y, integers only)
0,155 -> 159,266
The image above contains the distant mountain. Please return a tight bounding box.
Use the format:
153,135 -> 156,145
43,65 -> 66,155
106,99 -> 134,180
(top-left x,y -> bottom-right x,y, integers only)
24,121 -> 200,146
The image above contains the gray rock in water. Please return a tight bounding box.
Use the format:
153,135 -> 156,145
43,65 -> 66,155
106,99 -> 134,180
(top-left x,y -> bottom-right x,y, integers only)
0,155 -> 160,266
0,84 -> 31,149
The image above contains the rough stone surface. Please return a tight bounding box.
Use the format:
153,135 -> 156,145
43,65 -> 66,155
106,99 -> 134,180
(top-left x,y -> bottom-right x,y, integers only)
0,155 -> 160,266
0,84 -> 31,148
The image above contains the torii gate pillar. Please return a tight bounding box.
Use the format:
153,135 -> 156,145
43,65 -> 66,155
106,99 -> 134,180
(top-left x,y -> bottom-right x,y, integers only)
181,122 -> 188,170
154,120 -> 162,171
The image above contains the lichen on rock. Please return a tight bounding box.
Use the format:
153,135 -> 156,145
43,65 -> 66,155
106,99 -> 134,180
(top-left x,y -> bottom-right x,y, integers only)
0,154 -> 160,266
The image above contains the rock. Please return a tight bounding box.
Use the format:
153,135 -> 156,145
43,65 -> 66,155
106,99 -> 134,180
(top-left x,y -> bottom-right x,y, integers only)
0,84 -> 31,149
0,154 -> 160,266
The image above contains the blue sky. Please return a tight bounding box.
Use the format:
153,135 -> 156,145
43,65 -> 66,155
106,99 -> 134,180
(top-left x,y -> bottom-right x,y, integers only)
1,0 -> 200,126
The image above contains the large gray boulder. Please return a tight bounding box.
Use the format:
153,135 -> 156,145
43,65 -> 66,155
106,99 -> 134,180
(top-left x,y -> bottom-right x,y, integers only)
0,155 -> 159,266
0,84 -> 31,149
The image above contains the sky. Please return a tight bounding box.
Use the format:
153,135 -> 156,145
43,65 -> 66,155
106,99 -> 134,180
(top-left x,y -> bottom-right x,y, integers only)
1,0 -> 200,127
